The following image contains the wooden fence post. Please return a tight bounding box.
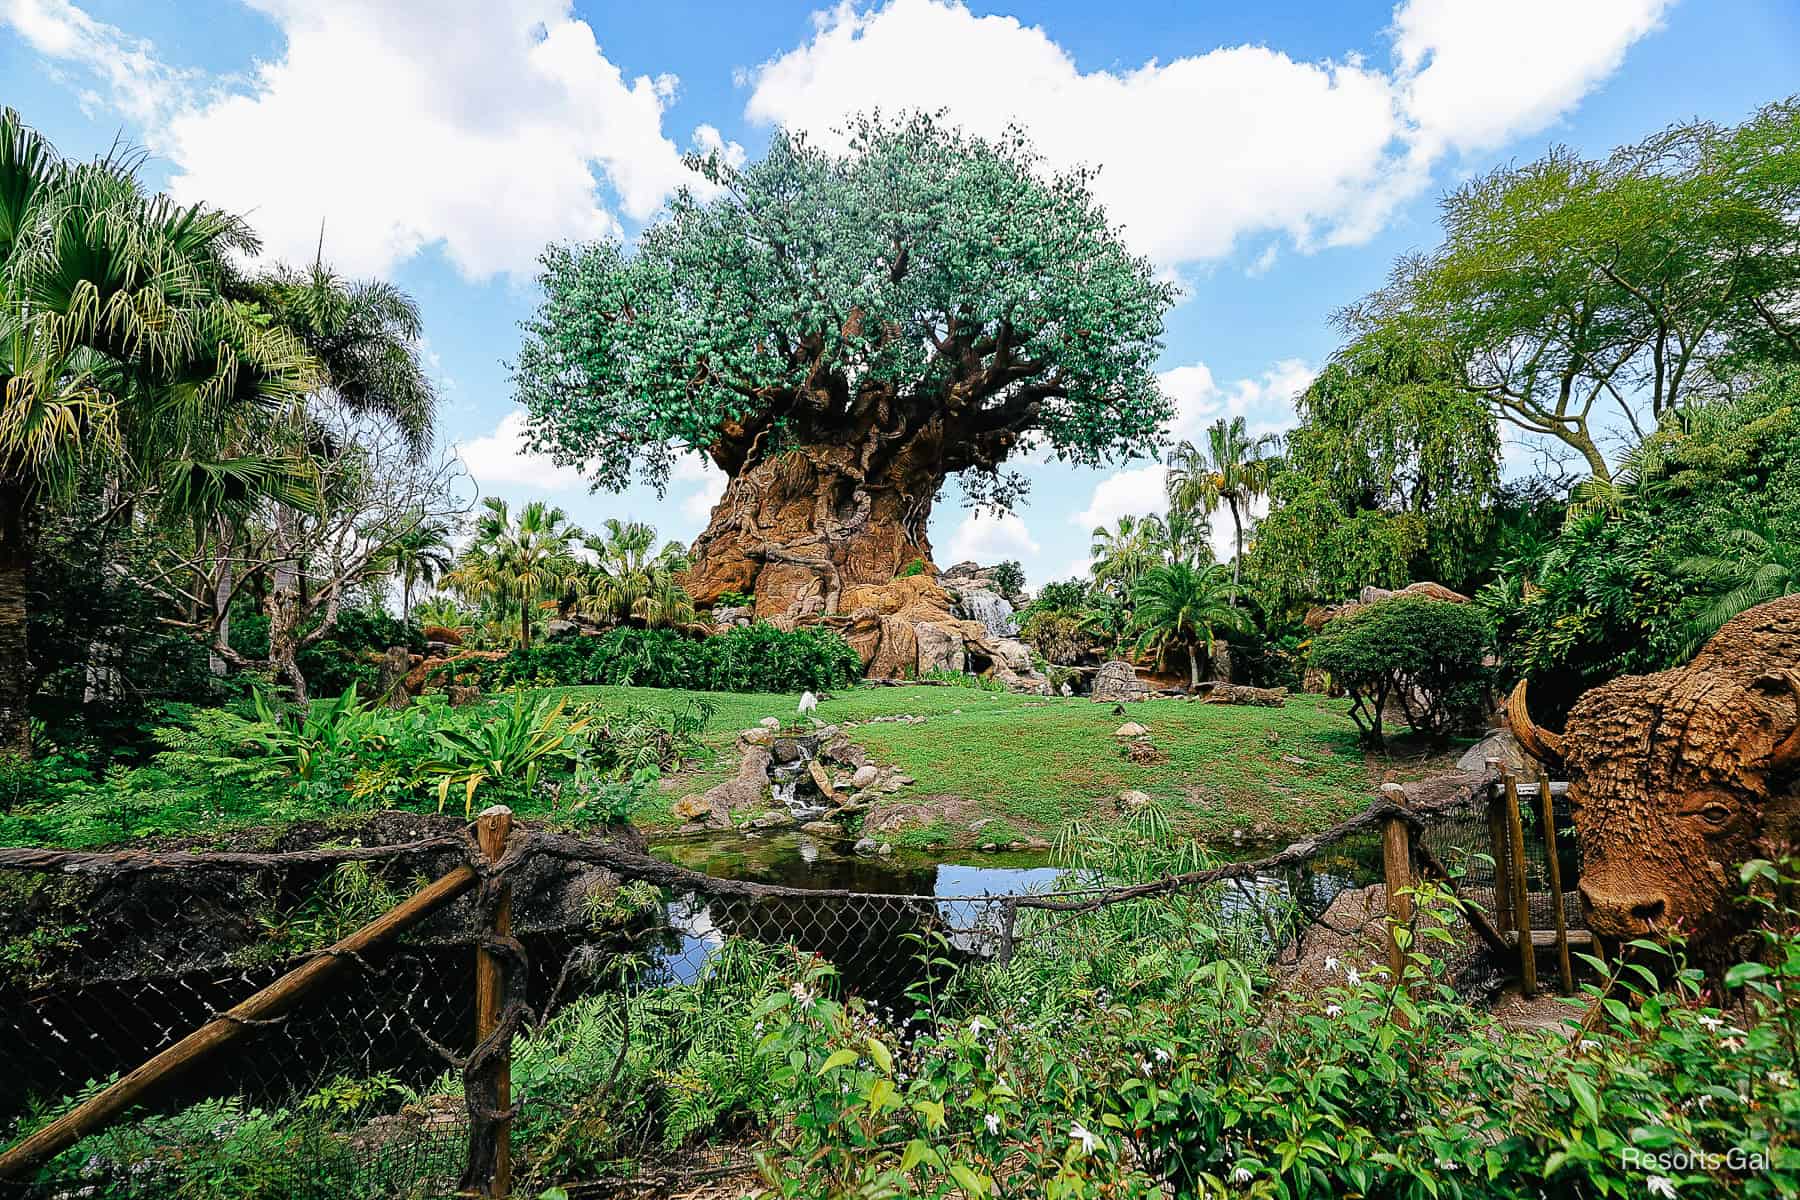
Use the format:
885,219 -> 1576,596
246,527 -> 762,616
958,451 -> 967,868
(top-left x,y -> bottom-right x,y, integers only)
473,805 -> 514,1198
1484,763 -> 1516,935
1379,783 -> 1413,983
1536,765 -> 1575,994
0,864 -> 478,1180
1502,768 -> 1538,999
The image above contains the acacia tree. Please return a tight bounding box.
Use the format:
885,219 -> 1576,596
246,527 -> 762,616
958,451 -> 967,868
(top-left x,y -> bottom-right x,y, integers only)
514,113 -> 1174,618
1339,99 -> 1800,482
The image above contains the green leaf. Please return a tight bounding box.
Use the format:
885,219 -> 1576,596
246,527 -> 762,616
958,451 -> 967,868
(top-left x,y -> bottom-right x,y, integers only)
1568,1075 -> 1600,1127
819,1048 -> 860,1075
1724,962 -> 1769,987
947,1162 -> 986,1197
866,1035 -> 894,1076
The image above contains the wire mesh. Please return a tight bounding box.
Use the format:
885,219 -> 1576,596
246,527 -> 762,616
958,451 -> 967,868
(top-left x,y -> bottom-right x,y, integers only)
0,783 -> 1574,1198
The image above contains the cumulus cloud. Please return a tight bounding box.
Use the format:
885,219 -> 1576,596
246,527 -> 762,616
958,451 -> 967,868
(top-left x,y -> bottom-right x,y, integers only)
673,454 -> 729,523
456,409 -> 587,490
1159,358 -> 1315,444
745,0 -> 1668,267
1072,462 -> 1168,533
945,509 -> 1039,563
5,0 -> 743,280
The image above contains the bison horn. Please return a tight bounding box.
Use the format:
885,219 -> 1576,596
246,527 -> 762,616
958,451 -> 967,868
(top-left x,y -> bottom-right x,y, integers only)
1755,670 -> 1800,771
1507,680 -> 1566,765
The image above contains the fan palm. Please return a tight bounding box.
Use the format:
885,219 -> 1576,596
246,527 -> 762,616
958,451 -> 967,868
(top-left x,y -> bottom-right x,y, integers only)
0,108 -> 313,751
1128,561 -> 1248,689
1166,415 -> 1280,589
447,497 -> 581,652
1089,513 -> 1170,597
573,517 -> 691,627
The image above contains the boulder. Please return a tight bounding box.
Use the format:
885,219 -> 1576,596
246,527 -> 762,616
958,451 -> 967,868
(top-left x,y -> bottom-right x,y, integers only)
853,837 -> 878,856
1118,789 -> 1152,810
807,760 -> 839,804
759,716 -> 782,730
851,765 -> 880,789
1115,721 -> 1150,738
914,621 -> 967,675
672,793 -> 716,823
1091,660 -> 1151,704
1193,682 -> 1289,707
1456,729 -> 1530,773
544,619 -> 580,640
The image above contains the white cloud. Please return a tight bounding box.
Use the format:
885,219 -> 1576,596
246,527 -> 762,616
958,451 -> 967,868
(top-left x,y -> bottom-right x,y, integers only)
945,509 -> 1039,563
456,409 -> 586,490
6,0 -> 744,280
745,0 -> 1668,268
1073,462 -> 1168,532
674,455 -> 729,522
1159,357 -> 1314,444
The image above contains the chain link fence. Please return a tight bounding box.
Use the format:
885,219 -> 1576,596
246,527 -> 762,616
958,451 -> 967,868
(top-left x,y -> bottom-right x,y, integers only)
0,775 -> 1579,1198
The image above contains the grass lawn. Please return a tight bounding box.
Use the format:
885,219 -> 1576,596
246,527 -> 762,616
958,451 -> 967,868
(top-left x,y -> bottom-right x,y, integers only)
547,683 -> 1441,846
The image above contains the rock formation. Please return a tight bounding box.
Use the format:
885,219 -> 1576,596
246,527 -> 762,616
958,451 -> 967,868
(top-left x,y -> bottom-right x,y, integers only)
1508,595 -> 1800,957
1091,660 -> 1152,703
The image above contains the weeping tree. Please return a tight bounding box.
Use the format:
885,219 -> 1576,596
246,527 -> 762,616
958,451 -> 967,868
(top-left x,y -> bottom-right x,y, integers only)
514,113 -> 1175,618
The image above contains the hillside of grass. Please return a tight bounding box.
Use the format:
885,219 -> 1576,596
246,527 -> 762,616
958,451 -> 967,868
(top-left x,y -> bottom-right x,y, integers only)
546,683 -> 1432,845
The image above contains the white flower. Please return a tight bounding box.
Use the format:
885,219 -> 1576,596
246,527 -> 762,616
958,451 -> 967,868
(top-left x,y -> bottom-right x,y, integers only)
969,1017 -> 989,1037
1579,1039 -> 1601,1053
1070,1122 -> 1097,1155
1231,1166 -> 1253,1186
1153,1047 -> 1171,1063
1772,1070 -> 1795,1088
1698,1015 -> 1725,1031
985,1113 -> 1001,1135
1344,967 -> 1362,986
1647,1175 -> 1676,1198
790,982 -> 814,1005
1325,1004 -> 1343,1018
1141,1058 -> 1154,1076
1324,957 -> 1340,974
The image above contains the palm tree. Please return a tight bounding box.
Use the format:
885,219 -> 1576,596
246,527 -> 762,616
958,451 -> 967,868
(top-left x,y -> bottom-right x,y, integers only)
381,516 -> 457,621
1678,523 -> 1799,656
572,517 -> 690,627
1089,513 -> 1170,597
1164,506 -> 1214,568
1166,416 -> 1280,589
1128,561 -> 1249,689
251,261 -> 436,700
446,497 -> 580,652
0,108 -> 313,751
412,594 -> 474,640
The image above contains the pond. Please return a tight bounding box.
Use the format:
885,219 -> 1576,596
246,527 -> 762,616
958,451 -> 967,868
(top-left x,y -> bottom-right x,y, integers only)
643,829 -> 1384,1000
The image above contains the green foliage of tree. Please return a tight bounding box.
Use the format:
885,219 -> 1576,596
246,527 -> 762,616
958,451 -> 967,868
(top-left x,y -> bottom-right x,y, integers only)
1166,415 -> 1278,586
514,112 -> 1175,598
989,560 -> 1025,598
1488,364 -> 1800,707
0,108 -> 315,752
1308,596 -> 1492,747
446,497 -> 581,653
1127,562 -> 1247,688
1088,513 -> 1169,597
373,515 -> 454,622
1338,98 -> 1800,483
1250,328 -> 1500,611
569,518 -> 692,628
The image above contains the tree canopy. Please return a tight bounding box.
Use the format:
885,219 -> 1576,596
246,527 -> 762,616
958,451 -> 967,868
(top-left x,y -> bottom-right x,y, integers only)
513,112 -> 1176,512
1337,98 -> 1800,482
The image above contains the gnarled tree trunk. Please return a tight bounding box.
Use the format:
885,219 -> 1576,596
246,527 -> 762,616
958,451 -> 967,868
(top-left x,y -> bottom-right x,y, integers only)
683,432 -> 943,621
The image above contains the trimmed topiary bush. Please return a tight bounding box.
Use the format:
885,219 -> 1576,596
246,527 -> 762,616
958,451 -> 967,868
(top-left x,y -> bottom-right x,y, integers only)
1307,595 -> 1491,747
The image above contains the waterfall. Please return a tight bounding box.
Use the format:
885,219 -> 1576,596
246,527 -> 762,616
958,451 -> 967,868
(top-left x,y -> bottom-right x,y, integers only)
956,587 -> 1017,639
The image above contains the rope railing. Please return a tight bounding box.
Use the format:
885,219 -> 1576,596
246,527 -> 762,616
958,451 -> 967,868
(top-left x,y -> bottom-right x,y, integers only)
0,769 -> 1563,1197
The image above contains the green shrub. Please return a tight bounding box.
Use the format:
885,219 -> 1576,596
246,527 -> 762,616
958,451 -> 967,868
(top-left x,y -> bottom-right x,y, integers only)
1307,595 -> 1491,746
895,558 -> 927,578
713,590 -> 754,609
991,560 -> 1025,597
450,624 -> 863,694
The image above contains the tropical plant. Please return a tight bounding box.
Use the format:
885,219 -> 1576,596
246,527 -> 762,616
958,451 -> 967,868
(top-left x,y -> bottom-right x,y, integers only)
1678,522 -> 1800,655
421,692 -> 591,816
446,497 -> 581,652
572,518 -> 691,628
1088,513 -> 1169,597
990,560 -> 1025,598
0,107 -> 315,752
412,595 -> 474,639
1166,415 -> 1280,589
378,515 -> 457,621
1127,562 -> 1248,688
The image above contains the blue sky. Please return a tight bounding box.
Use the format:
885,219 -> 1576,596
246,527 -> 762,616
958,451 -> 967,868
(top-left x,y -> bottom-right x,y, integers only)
5,0 -> 1798,589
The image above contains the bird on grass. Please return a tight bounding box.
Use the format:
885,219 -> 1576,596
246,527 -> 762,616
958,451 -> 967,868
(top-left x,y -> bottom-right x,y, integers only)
798,691 -> 818,717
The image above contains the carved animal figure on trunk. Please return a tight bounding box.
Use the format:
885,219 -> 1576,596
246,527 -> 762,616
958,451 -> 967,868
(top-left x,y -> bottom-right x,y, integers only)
1509,596 -> 1800,955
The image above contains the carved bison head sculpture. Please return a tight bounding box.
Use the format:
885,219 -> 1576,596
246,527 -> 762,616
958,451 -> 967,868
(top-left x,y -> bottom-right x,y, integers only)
1508,596 -> 1800,951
